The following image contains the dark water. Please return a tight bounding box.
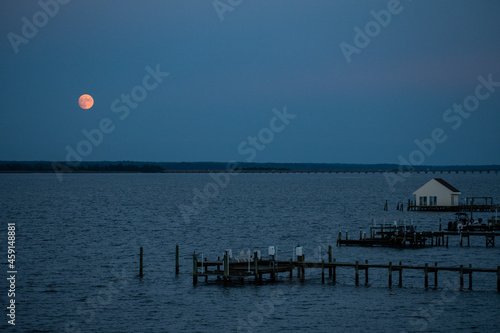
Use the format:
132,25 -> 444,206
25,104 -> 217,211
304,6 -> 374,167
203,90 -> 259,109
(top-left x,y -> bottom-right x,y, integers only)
1,173 -> 499,332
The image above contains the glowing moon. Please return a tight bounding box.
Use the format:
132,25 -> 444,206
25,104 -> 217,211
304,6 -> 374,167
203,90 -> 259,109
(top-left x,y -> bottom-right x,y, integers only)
78,94 -> 94,109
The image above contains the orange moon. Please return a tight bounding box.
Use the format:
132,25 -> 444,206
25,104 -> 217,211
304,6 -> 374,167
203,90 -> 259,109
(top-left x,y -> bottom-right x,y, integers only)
78,94 -> 94,109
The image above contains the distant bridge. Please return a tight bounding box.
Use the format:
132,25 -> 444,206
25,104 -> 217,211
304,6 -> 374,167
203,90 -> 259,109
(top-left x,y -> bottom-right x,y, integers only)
162,169 -> 499,174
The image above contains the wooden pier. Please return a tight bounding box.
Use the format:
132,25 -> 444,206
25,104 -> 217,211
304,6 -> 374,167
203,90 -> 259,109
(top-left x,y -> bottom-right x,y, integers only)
407,197 -> 499,212
336,224 -> 499,248
187,249 -> 500,292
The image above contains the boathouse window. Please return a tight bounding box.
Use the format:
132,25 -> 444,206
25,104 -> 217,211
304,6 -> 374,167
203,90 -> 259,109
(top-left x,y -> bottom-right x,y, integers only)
429,196 -> 437,206
419,196 -> 427,206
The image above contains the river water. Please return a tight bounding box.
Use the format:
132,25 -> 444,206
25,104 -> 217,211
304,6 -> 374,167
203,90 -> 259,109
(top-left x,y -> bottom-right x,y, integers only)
1,172 -> 499,332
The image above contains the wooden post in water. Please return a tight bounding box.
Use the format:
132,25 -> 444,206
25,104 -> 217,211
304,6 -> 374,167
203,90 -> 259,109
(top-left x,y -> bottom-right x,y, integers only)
254,251 -> 259,283
459,265 -> 464,290
365,260 -> 369,285
139,247 -> 143,277
337,232 -> 341,247
289,258 -> 293,281
398,261 -> 402,287
328,245 -> 332,277
355,261 -> 359,286
446,236 -> 449,248
321,260 -> 325,284
223,251 -> 229,285
460,232 -> 463,247
192,252 -> 198,286
434,262 -> 438,288
497,266 -> 500,292
467,234 -> 470,247
175,244 -> 179,275
424,263 -> 428,288
204,257 -> 208,282
469,264 -> 472,290
332,259 -> 336,284
439,218 -> 442,231
388,262 -> 393,288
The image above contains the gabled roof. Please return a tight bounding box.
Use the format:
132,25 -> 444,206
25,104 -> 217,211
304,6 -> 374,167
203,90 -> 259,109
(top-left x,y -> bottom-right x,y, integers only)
413,178 -> 461,195
433,178 -> 460,193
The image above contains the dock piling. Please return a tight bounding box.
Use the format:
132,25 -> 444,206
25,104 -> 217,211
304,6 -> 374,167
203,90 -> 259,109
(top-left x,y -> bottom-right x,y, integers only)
365,260 -> 369,285
321,260 -> 325,284
497,266 -> 500,292
223,251 -> 229,285
388,262 -> 393,288
139,247 -> 143,278
460,265 -> 464,290
434,262 -> 438,288
254,251 -> 259,283
193,252 -> 198,286
424,263 -> 428,288
355,261 -> 359,286
139,246 -> 143,277
328,245 -> 332,277
469,264 -> 473,290
332,259 -> 336,284
175,244 -> 179,275
398,261 -> 402,287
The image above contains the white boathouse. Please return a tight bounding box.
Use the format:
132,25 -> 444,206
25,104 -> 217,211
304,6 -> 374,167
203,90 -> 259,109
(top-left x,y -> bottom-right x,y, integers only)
412,178 -> 461,207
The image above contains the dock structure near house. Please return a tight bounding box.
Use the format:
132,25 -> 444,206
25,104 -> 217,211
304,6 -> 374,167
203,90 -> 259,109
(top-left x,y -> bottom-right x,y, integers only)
336,223 -> 499,248
406,178 -> 499,212
180,247 -> 500,292
407,198 -> 499,212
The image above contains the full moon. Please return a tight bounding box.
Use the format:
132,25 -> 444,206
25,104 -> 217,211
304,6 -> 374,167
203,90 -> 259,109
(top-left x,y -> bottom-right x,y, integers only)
78,94 -> 94,109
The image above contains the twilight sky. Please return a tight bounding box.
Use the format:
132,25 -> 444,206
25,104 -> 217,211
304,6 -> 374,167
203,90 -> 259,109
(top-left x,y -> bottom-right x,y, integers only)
1,0 -> 500,165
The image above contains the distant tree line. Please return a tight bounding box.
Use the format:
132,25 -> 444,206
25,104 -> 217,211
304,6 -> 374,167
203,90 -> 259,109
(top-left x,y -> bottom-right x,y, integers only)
0,161 -> 499,173
0,162 -> 164,173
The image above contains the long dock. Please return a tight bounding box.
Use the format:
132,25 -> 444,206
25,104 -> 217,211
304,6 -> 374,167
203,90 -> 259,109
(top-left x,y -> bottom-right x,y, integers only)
187,250 -> 500,292
336,224 -> 499,248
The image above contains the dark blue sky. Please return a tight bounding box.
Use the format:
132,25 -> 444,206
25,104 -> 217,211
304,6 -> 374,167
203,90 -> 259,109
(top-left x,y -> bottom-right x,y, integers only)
1,0 -> 500,165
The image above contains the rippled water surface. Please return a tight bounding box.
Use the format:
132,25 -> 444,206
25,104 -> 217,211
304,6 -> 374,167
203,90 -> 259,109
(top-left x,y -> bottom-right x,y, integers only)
1,173 -> 499,332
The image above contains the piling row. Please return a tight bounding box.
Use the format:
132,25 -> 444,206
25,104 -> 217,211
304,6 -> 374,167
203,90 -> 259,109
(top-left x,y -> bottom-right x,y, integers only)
336,226 -> 499,248
137,246 -> 500,292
